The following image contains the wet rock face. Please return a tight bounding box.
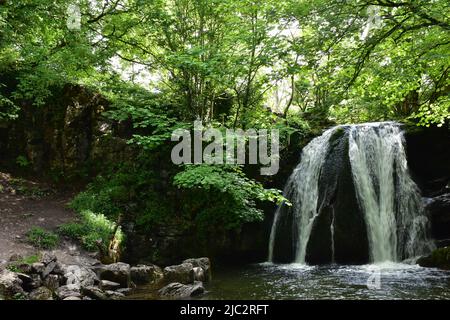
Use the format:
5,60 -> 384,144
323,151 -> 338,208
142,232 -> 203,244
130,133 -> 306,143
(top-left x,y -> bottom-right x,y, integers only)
418,246 -> 450,270
426,193 -> 450,240
272,128 -> 369,265
404,125 -> 450,196
0,84 -> 133,177
307,128 -> 369,264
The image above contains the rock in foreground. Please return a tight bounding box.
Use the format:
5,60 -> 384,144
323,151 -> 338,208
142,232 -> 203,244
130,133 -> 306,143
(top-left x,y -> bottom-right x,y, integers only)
158,281 -> 205,299
418,247 -> 450,270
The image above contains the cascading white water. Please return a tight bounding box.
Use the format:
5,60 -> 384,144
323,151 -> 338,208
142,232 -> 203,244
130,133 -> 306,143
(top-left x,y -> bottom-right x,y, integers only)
330,207 -> 336,263
269,122 -> 433,264
268,127 -> 338,263
348,122 -> 433,262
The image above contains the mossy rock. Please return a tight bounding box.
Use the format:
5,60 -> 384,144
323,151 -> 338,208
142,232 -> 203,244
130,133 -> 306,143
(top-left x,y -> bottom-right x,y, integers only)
328,126 -> 346,144
417,246 -> 450,270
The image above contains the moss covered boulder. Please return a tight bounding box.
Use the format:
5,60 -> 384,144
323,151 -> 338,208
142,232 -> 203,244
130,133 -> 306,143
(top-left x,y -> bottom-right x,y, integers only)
417,247 -> 450,270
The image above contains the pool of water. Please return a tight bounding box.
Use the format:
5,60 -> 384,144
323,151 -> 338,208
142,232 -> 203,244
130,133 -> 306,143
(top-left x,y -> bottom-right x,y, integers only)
200,262 -> 450,300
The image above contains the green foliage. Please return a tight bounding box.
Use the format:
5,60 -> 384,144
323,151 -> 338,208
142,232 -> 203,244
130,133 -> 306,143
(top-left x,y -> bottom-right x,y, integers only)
59,210 -> 124,252
0,92 -> 19,121
413,97 -> 450,128
26,227 -> 59,249
174,165 -> 287,230
69,184 -> 123,219
102,81 -> 190,150
8,178 -> 50,199
7,254 -> 40,273
15,155 -> 29,168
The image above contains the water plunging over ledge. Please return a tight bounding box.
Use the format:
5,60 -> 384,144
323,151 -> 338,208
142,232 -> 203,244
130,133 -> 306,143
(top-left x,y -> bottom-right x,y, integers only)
268,122 -> 434,264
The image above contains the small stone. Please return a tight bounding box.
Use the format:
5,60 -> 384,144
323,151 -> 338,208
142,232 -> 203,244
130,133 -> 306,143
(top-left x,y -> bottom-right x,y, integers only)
163,263 -> 194,285
96,262 -> 131,288
29,286 -> 53,300
183,258 -> 212,282
44,274 -> 60,291
55,285 -> 81,300
29,274 -> 42,291
16,273 -> 33,286
41,253 -> 57,266
81,286 -> 108,300
158,281 -> 205,299
31,262 -> 45,275
100,280 -> 121,290
130,264 -> 164,285
8,254 -> 23,262
105,290 -> 125,300
193,267 -> 206,282
52,262 -> 65,276
42,261 -> 56,279
64,296 -> 82,300
116,288 -> 132,296
63,265 -> 98,287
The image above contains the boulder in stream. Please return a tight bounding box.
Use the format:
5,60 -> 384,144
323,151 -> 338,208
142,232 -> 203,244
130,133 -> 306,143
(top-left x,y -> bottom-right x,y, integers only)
163,263 -> 194,285
158,281 -> 204,299
96,262 -> 131,288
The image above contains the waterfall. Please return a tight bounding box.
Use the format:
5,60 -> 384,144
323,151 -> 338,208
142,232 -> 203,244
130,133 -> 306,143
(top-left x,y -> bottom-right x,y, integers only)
268,127 -> 338,263
330,207 -> 335,263
269,122 -> 433,264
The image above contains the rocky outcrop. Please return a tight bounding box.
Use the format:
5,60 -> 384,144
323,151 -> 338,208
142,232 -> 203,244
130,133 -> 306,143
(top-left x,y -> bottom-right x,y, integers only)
0,84 -> 134,178
426,193 -> 450,241
404,125 -> 450,197
100,280 -> 121,291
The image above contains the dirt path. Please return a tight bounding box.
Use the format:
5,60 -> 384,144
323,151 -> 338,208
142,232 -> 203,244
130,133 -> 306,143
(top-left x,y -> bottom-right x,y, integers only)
0,172 -> 96,266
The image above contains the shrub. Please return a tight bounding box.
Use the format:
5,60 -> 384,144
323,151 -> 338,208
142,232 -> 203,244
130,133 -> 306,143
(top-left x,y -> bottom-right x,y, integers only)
26,227 -> 59,249
7,254 -> 40,272
59,210 -> 124,252
173,165 -> 287,231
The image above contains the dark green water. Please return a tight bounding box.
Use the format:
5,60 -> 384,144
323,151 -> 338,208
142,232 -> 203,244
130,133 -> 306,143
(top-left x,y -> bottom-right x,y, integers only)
129,262 -> 450,300
201,262 -> 450,300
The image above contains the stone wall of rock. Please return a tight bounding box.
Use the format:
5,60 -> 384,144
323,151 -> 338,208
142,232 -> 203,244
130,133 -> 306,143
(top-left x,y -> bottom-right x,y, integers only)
404,125 -> 450,245
0,84 -> 133,179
